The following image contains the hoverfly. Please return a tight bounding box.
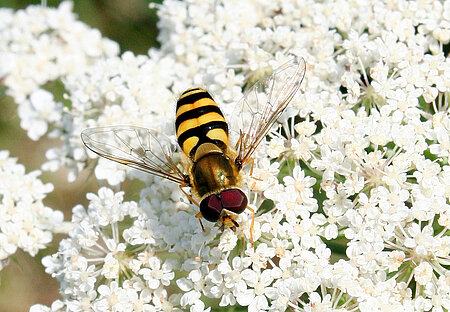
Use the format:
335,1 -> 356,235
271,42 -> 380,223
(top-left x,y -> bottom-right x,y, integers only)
81,56 -> 306,245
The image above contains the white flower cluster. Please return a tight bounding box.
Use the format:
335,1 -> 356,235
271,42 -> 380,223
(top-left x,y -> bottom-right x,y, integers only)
0,150 -> 62,270
0,0 -> 449,311
0,2 -> 118,141
32,187 -> 180,312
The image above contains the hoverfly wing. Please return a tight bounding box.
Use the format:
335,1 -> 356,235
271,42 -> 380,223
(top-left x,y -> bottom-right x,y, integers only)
81,126 -> 188,185
231,56 -> 306,168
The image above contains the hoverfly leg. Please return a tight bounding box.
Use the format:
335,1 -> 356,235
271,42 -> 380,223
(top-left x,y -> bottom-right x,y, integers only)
231,218 -> 239,229
245,157 -> 255,176
235,130 -> 244,155
178,185 -> 200,207
195,211 -> 205,232
244,157 -> 262,182
245,157 -> 260,180
179,185 -> 204,232
246,206 -> 255,247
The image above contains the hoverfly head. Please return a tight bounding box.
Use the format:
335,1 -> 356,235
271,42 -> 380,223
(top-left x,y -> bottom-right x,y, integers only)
199,189 -> 248,224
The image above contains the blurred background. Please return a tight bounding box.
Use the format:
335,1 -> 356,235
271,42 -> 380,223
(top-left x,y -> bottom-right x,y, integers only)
0,1 -> 160,311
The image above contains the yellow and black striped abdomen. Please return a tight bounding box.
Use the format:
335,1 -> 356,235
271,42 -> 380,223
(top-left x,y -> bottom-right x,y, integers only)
176,88 -> 229,160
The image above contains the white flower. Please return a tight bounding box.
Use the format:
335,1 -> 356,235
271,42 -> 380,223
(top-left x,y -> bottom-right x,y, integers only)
413,262 -> 433,286
189,300 -> 211,312
86,187 -> 133,226
94,158 -> 127,186
96,281 -> 123,310
18,89 -> 63,140
236,268 -> 275,312
288,136 -> 316,161
139,257 -> 175,289
101,252 -> 122,279
217,256 -> 251,298
244,243 -> 275,270
266,136 -> 286,158
218,228 -> 238,252
283,166 -> 317,209
403,224 -> 435,255
304,292 -> 333,311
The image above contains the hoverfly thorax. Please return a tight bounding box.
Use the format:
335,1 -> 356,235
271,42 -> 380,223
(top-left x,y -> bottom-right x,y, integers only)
191,153 -> 240,197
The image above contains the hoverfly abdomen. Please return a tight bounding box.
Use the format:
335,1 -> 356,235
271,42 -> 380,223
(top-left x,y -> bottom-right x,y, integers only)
176,88 -> 229,161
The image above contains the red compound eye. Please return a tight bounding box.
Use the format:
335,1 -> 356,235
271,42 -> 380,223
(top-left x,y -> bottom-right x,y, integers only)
200,194 -> 222,222
220,189 -> 247,215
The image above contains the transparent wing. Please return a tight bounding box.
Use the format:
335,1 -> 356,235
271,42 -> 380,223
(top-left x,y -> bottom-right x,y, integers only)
81,126 -> 188,185
232,56 -> 306,168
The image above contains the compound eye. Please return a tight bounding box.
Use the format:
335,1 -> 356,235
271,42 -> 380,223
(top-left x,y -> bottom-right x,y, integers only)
220,189 -> 247,215
200,194 -> 222,222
